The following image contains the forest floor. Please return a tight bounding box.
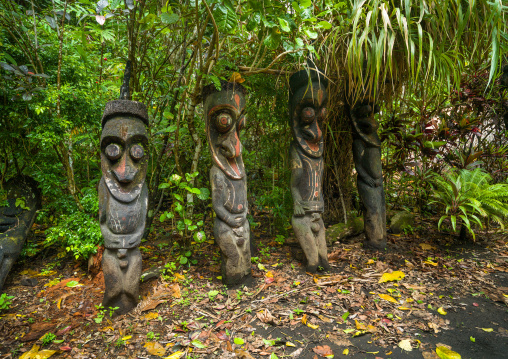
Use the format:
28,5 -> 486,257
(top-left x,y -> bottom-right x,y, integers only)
0,214 -> 507,359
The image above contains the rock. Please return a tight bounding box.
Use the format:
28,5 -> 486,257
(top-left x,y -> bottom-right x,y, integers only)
326,217 -> 364,246
389,211 -> 415,234
20,277 -> 38,287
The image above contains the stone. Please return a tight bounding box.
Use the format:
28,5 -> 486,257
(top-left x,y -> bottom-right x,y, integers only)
326,217 -> 364,246
389,211 -> 415,234
99,97 -> 149,315
0,176 -> 41,291
347,98 -> 387,249
20,277 -> 38,287
203,81 -> 251,285
288,64 -> 330,273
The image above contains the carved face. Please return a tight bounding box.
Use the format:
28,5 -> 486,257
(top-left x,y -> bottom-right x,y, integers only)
290,81 -> 328,158
351,105 -> 381,147
204,88 -> 246,180
101,117 -> 148,203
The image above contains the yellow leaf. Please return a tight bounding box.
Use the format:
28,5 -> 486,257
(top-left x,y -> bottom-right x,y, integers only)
398,339 -> 412,352
57,298 -> 62,310
144,312 -> 159,320
266,271 -> 273,278
424,260 -> 438,266
379,271 -> 405,283
144,342 -> 166,356
20,345 -> 39,359
343,348 -> 349,355
301,314 -> 307,325
378,293 -> 398,303
122,335 -> 132,341
229,72 -> 245,84
366,259 -> 375,265
102,326 -> 114,332
33,350 -> 56,359
19,345 -> 56,359
420,243 -> 435,250
294,281 -> 300,286
398,307 -> 411,310
436,346 -> 462,359
437,307 -> 447,315
286,342 -> 295,347
164,352 -> 185,359
355,320 -> 366,330
480,328 -> 493,332
173,273 -> 185,282
307,323 -> 319,329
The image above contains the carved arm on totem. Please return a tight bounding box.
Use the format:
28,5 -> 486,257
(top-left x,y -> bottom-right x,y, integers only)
290,146 -> 306,217
353,139 -> 382,188
211,170 -> 247,228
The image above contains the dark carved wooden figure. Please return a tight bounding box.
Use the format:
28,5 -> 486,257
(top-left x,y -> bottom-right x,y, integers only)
289,68 -> 330,273
203,81 -> 251,285
99,99 -> 149,314
349,100 -> 386,249
0,176 -> 41,291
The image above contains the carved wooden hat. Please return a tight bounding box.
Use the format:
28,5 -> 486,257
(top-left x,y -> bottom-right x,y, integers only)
289,65 -> 328,97
101,100 -> 149,128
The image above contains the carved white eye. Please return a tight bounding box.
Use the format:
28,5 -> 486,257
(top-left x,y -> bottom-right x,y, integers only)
105,143 -> 122,160
216,113 -> 233,133
301,107 -> 315,123
130,144 -> 144,160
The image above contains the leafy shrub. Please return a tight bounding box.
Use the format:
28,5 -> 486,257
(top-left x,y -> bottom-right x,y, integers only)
45,188 -> 102,260
430,168 -> 508,239
0,293 -> 14,311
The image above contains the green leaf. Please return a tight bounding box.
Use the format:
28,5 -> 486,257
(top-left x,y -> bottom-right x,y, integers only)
233,338 -> 244,345
214,4 -> 237,33
317,20 -> 332,29
192,339 -> 206,348
304,28 -> 318,39
263,33 -> 281,50
161,13 -> 179,24
450,215 -> 456,231
174,194 -> 183,202
278,18 -> 290,32
342,311 -> 350,321
197,188 -> 210,200
179,256 -> 188,264
66,280 -> 81,287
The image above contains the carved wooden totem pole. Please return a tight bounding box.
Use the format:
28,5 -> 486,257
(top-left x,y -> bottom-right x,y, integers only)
0,176 -> 41,291
289,68 -> 330,272
99,64 -> 148,313
203,81 -> 251,285
348,100 -> 386,249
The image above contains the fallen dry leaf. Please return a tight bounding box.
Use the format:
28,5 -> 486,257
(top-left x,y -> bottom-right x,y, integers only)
379,271 -> 405,283
144,341 -> 166,356
312,345 -> 334,358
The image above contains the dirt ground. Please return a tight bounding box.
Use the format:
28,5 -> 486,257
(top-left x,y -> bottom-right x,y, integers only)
0,216 -> 507,359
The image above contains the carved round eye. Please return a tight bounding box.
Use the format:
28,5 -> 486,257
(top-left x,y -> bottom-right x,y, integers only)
320,107 -> 327,119
105,143 -> 122,160
215,113 -> 233,133
301,107 -> 315,123
130,144 -> 144,160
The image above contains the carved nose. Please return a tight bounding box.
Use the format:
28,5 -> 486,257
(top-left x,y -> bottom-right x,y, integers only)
112,155 -> 138,183
219,130 -> 241,158
302,122 -> 322,142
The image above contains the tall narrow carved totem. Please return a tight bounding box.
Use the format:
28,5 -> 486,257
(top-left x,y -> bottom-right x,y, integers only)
99,99 -> 148,314
289,68 -> 330,272
203,81 -> 251,285
0,176 -> 41,291
348,101 -> 386,249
